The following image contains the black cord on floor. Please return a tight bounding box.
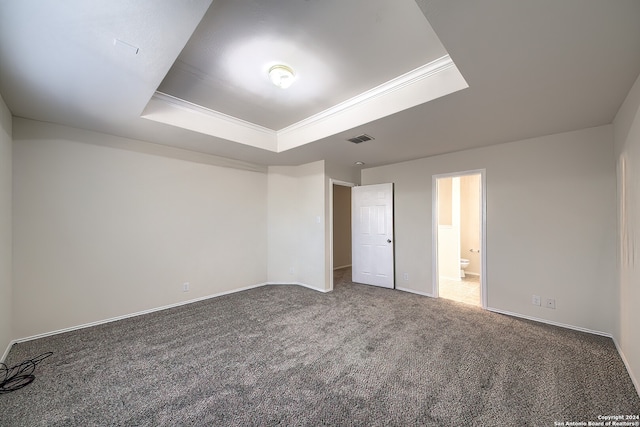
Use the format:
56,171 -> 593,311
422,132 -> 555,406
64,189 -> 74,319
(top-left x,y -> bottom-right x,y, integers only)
0,352 -> 53,394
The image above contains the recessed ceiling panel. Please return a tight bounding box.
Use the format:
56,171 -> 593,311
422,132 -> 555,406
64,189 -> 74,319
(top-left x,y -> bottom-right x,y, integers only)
157,0 -> 448,130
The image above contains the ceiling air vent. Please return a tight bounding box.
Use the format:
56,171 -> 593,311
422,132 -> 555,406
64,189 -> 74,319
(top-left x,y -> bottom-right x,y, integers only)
347,134 -> 374,144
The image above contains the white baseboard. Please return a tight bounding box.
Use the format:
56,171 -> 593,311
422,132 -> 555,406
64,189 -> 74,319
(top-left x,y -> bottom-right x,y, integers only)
12,282 -> 269,346
2,340 -> 16,363
9,281 -> 332,351
333,264 -> 352,271
266,281 -> 330,293
486,308 -> 640,396
613,338 -> 640,397
486,307 -> 611,337
395,286 -> 435,298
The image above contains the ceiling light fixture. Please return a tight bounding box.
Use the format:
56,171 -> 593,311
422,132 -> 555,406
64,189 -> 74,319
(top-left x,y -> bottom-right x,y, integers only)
355,161 -> 365,166
268,65 -> 295,89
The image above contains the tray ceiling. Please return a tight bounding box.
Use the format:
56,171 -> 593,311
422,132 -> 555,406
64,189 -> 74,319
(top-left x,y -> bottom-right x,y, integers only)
145,0 -> 468,152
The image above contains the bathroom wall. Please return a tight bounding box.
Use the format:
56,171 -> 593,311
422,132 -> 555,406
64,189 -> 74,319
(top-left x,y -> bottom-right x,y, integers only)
437,177 -> 460,280
460,174 -> 481,275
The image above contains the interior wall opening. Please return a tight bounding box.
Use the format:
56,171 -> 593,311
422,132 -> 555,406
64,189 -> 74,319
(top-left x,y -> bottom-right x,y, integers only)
435,173 -> 483,307
330,181 -> 354,290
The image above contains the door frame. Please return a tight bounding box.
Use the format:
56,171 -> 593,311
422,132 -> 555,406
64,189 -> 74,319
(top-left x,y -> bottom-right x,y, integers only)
432,169 -> 487,308
329,179 -> 356,291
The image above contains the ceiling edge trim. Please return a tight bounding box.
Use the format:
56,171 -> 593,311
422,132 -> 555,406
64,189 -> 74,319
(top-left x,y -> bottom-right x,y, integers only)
142,92 -> 278,152
153,92 -> 275,136
275,61 -> 468,152
278,55 -> 454,136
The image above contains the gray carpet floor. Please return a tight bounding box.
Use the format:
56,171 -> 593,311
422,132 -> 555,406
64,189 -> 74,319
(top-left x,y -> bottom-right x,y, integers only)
1,268 -> 639,426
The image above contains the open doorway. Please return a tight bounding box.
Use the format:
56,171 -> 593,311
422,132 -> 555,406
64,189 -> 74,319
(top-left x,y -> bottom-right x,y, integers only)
433,171 -> 486,308
330,180 -> 355,290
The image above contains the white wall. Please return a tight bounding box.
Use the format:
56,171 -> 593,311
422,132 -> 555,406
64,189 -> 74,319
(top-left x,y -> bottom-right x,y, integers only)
0,94 -> 12,359
363,125 -> 617,334
267,167 -> 298,284
325,161 -> 360,186
614,72 -> 640,392
12,118 -> 268,339
267,160 -> 327,291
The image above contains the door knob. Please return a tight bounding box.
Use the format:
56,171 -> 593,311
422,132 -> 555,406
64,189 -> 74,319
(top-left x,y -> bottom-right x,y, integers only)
387,239 -> 392,243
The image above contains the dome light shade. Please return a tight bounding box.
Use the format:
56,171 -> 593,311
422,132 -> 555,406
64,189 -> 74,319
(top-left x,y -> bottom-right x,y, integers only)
269,65 -> 295,89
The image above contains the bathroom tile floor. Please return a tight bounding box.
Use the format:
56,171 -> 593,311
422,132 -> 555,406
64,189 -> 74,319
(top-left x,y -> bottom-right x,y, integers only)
439,275 -> 481,307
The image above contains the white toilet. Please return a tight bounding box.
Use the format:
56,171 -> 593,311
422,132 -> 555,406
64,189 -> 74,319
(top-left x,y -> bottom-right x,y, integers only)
460,258 -> 470,278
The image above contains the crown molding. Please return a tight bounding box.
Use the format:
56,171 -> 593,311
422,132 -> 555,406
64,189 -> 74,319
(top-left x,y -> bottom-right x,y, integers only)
142,54 -> 466,153
143,92 -> 278,151
152,92 -> 276,137
278,55 -> 454,136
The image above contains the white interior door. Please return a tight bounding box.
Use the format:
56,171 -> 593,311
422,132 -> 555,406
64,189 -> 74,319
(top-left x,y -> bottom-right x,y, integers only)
352,183 -> 394,288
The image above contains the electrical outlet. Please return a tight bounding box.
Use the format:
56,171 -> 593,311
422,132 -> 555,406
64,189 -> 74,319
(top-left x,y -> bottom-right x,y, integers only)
545,298 -> 555,309
403,273 -> 409,281
532,295 -> 541,306
182,282 -> 190,292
